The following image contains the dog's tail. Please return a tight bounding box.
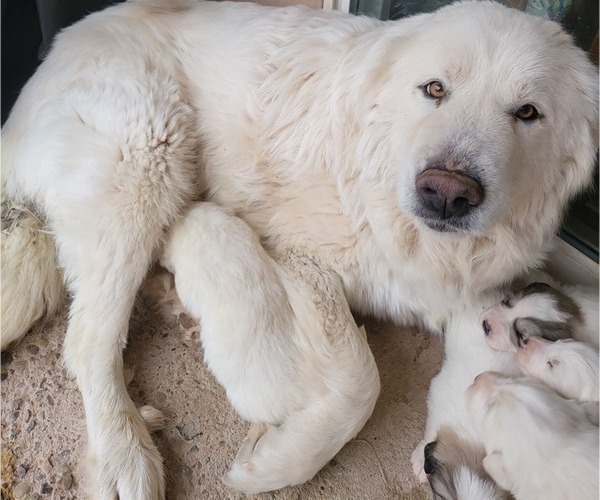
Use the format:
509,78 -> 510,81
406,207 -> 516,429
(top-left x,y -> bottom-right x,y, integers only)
1,201 -> 64,350
225,347 -> 381,494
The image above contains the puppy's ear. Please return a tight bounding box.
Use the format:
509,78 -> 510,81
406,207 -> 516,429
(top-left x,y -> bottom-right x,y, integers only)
515,317 -> 572,342
482,452 -> 513,492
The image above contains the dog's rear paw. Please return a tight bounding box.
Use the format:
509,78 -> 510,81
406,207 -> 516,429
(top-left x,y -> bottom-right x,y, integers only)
139,405 -> 167,433
225,423 -> 286,493
411,440 -> 428,483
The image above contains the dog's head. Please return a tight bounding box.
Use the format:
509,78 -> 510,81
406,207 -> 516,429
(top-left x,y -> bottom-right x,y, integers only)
468,371 -> 596,448
359,2 -> 598,235
518,337 -> 599,402
423,426 -> 510,500
481,282 -> 582,352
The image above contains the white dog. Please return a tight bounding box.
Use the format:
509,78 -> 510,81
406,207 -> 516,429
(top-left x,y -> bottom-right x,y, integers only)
2,0 -> 597,496
518,337 -> 599,403
160,202 -> 380,493
423,425 -> 513,500
468,371 -> 599,500
482,282 -> 599,352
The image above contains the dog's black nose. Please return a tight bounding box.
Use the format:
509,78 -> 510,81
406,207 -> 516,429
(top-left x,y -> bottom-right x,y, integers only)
416,168 -> 484,220
482,319 -> 491,335
423,441 -> 438,475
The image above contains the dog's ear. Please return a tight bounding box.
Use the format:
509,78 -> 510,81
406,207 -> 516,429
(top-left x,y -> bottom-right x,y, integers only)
555,50 -> 599,203
515,317 -> 573,342
482,452 -> 513,493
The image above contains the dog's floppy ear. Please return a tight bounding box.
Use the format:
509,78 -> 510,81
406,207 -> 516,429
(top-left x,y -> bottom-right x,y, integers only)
482,452 -> 513,493
515,317 -> 573,342
555,50 -> 599,201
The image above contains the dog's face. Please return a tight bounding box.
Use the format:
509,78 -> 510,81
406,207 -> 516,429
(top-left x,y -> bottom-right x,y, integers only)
518,337 -> 599,402
481,282 -> 581,352
365,2 -> 598,234
423,426 -> 508,500
467,371 -> 587,446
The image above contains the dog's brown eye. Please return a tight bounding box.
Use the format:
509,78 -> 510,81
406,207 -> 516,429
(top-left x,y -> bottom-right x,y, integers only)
425,81 -> 445,99
515,104 -> 540,121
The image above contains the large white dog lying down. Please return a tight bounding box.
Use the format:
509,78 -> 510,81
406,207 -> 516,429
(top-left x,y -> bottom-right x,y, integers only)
468,372 -> 599,500
1,0 -> 598,497
160,202 -> 380,493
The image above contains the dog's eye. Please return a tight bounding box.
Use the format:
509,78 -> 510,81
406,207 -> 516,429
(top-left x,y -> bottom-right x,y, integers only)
515,104 -> 540,121
424,81 -> 445,100
547,359 -> 558,369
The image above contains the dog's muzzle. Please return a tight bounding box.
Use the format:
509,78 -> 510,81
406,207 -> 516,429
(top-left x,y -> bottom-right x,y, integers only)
415,168 -> 484,226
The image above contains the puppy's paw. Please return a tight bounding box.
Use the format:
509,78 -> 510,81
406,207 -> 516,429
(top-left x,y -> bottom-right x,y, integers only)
410,440 -> 428,483
139,405 -> 167,433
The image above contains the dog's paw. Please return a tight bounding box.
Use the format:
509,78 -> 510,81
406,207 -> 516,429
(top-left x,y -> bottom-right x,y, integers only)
410,440 -> 428,483
139,405 -> 167,433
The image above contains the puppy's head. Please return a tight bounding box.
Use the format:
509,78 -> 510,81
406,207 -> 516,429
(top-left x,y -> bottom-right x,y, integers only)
467,371 -> 595,451
518,337 -> 599,402
481,282 -> 581,353
424,426 -> 509,500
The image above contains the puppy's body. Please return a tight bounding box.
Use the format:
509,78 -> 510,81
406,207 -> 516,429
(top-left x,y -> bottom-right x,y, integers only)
469,372 -> 599,500
2,0 -> 597,495
412,279 -> 599,481
518,337 -> 599,402
161,202 -> 380,493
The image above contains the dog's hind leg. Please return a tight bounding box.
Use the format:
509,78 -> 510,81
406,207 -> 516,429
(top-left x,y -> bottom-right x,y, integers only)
10,70 -> 201,497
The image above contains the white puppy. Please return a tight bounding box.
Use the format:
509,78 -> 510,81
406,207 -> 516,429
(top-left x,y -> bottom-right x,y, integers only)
518,337 -> 599,403
160,202 -> 380,493
482,282 -> 598,353
423,426 -> 513,500
468,371 -> 599,500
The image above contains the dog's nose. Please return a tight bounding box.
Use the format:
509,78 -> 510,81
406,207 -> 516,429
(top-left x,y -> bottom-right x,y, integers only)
423,441 -> 438,475
416,168 -> 484,219
482,319 -> 491,335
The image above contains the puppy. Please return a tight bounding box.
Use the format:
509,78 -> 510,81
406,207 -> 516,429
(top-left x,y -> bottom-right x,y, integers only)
468,371 -> 599,500
424,426 -> 514,500
160,202 -> 380,493
482,282 -> 598,353
518,337 -> 599,403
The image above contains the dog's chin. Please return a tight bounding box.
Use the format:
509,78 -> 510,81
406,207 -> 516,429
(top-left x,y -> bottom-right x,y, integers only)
418,216 -> 478,234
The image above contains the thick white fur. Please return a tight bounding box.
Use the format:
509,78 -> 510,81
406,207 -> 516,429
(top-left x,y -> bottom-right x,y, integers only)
161,202 -> 380,493
518,337 -> 599,402
468,372 -> 599,500
1,0 -> 597,496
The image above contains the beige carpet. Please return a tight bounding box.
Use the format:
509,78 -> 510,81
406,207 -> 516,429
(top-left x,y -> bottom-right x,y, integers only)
1,290 -> 443,499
